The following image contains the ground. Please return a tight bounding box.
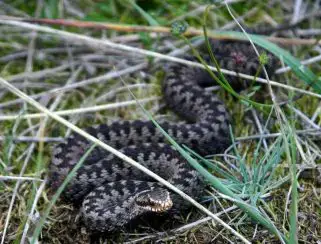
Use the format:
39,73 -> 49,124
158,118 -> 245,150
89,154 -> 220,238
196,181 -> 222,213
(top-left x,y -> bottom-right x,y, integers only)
0,1 -> 320,244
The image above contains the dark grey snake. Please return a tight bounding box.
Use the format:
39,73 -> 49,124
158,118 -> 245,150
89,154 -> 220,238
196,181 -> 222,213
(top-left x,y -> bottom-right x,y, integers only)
49,40 -> 277,232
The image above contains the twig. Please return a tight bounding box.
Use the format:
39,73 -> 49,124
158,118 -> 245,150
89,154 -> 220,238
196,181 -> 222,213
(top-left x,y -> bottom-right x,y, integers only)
235,129 -> 321,141
7,62 -> 74,82
251,109 -> 268,151
288,105 -> 321,129
0,176 -> 43,181
275,54 -> 321,74
0,135 -> 64,142
0,97 -> 160,121
1,16 -> 321,46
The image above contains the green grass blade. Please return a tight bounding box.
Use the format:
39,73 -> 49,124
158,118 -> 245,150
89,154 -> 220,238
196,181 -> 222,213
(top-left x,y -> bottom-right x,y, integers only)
126,88 -> 288,243
183,34 -> 272,110
210,31 -> 321,93
182,146 -> 240,184
127,0 -> 159,26
30,144 -> 97,244
289,130 -> 298,244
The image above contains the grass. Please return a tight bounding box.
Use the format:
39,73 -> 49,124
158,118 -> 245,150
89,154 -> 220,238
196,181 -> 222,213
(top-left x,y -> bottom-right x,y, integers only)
0,1 -> 321,243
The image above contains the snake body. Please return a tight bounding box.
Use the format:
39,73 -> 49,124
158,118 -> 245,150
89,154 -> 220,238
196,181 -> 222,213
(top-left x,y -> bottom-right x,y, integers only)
49,41 -> 277,232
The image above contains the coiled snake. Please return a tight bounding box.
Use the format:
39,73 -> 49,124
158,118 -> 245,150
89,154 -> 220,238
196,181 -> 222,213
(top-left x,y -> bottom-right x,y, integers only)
49,41 -> 277,232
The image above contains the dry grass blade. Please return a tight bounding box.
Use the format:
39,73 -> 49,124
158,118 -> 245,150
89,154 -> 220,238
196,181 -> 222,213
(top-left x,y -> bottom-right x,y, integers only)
0,97 -> 160,121
2,16 -> 321,45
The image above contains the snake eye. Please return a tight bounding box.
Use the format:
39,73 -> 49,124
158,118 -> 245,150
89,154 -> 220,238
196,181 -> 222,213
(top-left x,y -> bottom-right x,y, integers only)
135,188 -> 173,212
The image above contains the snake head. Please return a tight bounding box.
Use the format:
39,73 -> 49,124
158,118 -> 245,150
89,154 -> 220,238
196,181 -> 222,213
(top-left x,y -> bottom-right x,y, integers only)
135,188 -> 173,213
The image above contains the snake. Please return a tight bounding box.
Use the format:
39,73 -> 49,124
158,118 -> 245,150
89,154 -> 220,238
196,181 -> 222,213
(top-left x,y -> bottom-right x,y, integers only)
48,40 -> 277,232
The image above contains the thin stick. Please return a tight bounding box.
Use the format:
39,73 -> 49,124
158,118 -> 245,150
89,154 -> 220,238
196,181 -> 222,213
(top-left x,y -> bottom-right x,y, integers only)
0,136 -> 64,142
0,176 -> 43,181
1,16 -> 320,46
0,97 -> 160,121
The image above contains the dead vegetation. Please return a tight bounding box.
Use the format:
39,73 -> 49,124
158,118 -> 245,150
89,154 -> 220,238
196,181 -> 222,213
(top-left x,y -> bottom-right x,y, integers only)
0,1 -> 320,243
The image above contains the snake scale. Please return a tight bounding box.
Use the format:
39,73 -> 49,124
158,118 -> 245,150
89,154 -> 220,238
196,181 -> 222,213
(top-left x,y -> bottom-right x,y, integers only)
49,40 -> 277,232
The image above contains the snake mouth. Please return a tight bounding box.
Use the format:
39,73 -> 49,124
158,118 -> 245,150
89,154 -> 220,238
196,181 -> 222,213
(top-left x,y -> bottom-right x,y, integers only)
135,188 -> 173,213
148,197 -> 173,212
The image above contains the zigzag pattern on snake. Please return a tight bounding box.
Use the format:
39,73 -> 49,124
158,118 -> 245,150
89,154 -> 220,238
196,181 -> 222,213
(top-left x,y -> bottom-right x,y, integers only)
49,40 -> 277,232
